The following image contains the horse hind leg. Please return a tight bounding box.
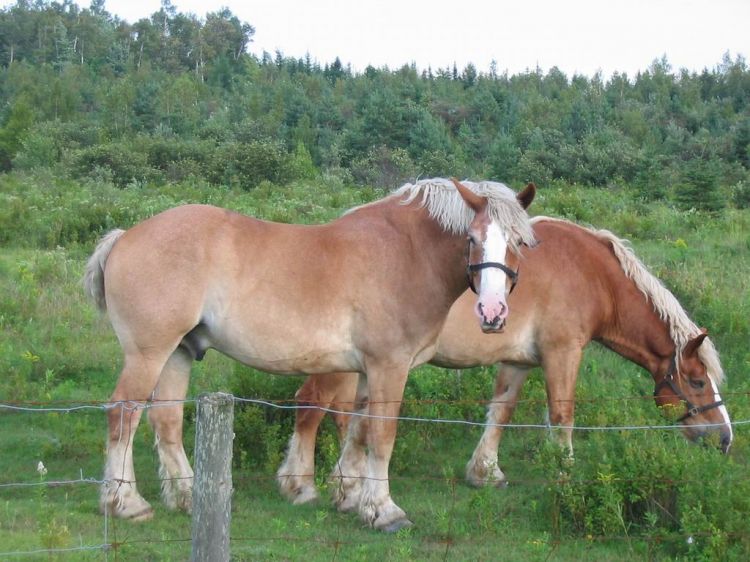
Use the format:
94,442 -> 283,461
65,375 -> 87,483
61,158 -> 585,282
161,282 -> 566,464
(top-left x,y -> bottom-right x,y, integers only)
101,349 -> 174,521
466,365 -> 530,487
147,348 -> 194,513
277,371 -> 357,505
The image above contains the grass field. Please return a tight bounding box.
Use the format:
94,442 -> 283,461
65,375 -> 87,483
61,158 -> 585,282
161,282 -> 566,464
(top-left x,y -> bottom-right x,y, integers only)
1,172 -> 749,560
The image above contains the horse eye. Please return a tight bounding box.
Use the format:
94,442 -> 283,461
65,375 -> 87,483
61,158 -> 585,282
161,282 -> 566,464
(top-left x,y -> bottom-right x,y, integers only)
467,234 -> 477,245
689,379 -> 706,390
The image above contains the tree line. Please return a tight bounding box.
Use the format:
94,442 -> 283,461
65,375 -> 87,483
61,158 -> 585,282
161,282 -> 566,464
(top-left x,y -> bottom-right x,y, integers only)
1,0 -> 749,211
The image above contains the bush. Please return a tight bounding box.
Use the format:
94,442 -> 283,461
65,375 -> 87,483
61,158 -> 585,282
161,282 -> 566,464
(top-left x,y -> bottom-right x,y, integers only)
349,145 -> 416,188
71,142 -> 162,186
674,158 -> 726,213
731,180 -> 750,209
209,140 -> 292,189
540,431 -> 750,558
13,122 -> 63,170
230,365 -> 300,470
287,142 -> 318,181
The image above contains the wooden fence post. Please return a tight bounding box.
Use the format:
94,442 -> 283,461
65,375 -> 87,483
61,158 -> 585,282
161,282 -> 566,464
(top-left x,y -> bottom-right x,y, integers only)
191,392 -> 234,562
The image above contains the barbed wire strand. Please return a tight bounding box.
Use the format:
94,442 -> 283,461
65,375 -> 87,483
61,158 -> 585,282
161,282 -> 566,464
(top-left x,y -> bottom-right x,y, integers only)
4,386 -> 750,408
3,396 -> 749,432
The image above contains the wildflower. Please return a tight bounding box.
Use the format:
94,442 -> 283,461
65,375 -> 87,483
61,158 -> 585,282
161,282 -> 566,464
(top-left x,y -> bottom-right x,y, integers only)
37,461 -> 47,477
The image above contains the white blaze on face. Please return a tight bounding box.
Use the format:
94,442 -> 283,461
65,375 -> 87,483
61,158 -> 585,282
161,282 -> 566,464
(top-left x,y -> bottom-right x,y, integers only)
709,377 -> 732,445
475,221 -> 510,324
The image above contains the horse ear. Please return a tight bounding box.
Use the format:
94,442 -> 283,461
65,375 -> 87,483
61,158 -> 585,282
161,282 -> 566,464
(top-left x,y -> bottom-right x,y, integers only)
517,182 -> 536,209
683,329 -> 709,358
451,178 -> 486,214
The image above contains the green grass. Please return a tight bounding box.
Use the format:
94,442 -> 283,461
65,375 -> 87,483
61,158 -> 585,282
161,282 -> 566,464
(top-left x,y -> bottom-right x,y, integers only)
0,411 -> 659,562
1,172 -> 749,560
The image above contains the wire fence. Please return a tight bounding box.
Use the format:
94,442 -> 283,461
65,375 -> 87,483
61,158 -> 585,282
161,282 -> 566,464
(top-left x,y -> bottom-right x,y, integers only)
1,394 -> 749,560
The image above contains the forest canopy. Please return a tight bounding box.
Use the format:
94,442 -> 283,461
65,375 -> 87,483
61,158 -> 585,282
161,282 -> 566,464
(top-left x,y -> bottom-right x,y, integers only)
1,0 -> 749,211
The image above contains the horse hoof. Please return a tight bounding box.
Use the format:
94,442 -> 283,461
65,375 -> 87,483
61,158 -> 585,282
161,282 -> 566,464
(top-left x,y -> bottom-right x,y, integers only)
467,475 -> 506,488
376,517 -> 413,533
128,506 -> 155,522
292,487 -> 319,505
336,496 -> 359,513
466,463 -> 507,488
102,497 -> 154,521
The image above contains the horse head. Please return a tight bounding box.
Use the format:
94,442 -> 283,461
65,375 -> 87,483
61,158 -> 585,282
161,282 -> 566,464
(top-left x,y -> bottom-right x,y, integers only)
452,179 -> 535,333
654,330 -> 733,453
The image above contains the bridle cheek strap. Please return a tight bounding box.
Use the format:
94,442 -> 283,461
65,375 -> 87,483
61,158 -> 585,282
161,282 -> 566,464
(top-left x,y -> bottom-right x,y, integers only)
466,262 -> 518,295
654,373 -> 725,423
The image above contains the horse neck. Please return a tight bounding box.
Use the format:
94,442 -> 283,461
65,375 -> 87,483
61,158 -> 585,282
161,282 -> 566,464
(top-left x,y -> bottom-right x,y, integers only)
408,204 -> 469,300
345,196 -> 469,302
379,198 -> 469,307
599,276 -> 676,380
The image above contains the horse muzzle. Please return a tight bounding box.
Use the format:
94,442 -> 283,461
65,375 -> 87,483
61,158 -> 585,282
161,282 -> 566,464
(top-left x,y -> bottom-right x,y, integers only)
684,423 -> 732,454
476,300 -> 508,333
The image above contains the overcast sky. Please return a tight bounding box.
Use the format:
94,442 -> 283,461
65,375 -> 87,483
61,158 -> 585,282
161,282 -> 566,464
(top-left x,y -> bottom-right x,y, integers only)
5,0 -> 750,78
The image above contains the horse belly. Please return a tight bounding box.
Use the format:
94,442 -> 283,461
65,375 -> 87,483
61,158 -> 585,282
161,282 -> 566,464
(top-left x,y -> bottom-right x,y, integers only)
204,310 -> 362,375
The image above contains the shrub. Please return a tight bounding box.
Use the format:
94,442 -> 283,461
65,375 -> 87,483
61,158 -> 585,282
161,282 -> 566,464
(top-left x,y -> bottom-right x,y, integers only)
349,145 -> 416,188
230,365 -> 300,470
209,140 -> 291,189
731,180 -> 750,209
674,158 -> 726,213
540,431 -> 750,558
71,142 -> 162,187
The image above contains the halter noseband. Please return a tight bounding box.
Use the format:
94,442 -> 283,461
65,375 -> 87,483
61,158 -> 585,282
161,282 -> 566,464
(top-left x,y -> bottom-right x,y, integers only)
654,356 -> 724,422
465,238 -> 518,295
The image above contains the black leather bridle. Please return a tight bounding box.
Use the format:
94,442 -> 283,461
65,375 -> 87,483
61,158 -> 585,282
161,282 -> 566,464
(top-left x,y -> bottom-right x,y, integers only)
465,238 -> 519,295
654,356 -> 724,422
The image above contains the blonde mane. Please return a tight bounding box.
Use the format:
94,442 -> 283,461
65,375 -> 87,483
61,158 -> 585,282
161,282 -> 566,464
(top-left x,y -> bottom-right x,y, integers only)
394,178 -> 536,254
533,216 -> 725,386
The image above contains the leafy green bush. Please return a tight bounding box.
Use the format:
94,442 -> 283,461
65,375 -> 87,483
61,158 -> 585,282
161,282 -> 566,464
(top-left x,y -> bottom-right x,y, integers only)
209,139 -> 292,189
349,145 -> 416,188
71,142 -> 163,186
230,365 -> 301,470
539,431 -> 750,558
674,158 -> 726,213
731,180 -> 750,209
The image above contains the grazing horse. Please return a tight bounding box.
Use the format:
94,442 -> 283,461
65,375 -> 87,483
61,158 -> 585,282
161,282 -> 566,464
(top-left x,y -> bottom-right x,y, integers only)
83,178 -> 536,531
277,217 -> 732,505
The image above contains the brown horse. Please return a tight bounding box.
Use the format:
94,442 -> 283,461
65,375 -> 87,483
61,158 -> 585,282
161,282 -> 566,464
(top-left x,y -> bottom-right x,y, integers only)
83,178 -> 536,531
277,217 -> 732,505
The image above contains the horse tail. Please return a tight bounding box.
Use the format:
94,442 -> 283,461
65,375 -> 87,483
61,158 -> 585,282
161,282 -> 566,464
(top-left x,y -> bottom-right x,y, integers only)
83,229 -> 126,312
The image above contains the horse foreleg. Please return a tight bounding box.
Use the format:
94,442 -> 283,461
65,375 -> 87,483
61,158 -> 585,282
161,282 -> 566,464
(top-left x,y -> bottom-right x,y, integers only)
466,365 -> 530,487
358,363 -> 412,533
330,373 -> 368,513
147,349 -> 193,513
278,371 -> 357,504
543,348 -> 582,460
102,351 -> 170,521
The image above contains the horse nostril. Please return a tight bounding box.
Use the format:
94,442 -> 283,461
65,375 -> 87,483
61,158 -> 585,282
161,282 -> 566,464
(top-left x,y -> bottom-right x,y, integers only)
499,302 -> 508,319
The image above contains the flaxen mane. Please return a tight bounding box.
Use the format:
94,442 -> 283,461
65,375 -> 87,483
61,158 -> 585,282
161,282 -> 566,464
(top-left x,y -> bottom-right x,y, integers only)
532,216 -> 724,386
394,179 -> 536,254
